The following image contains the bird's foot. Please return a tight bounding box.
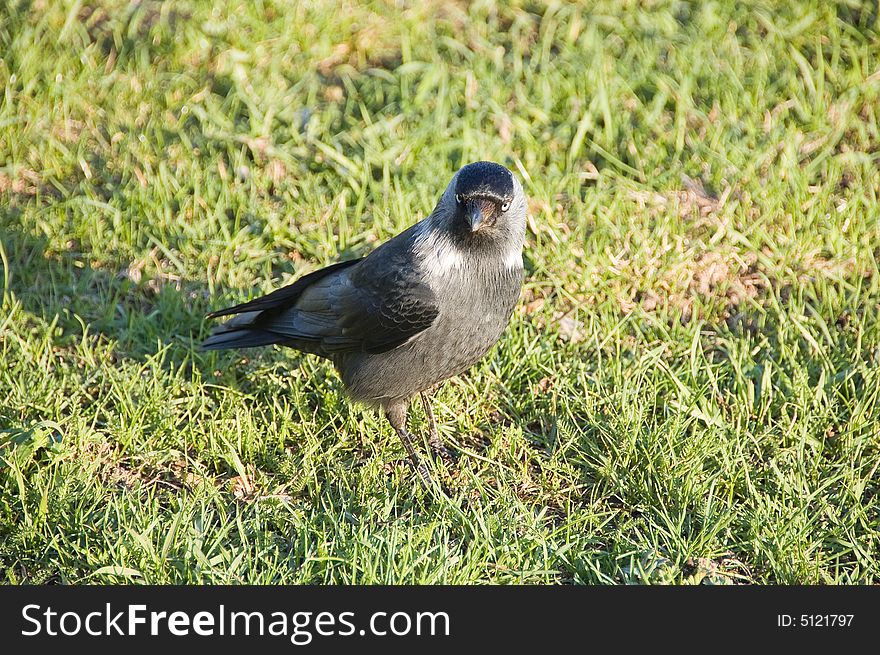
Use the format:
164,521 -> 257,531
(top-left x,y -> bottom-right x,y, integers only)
409,455 -> 434,489
429,434 -> 457,464
393,426 -> 437,489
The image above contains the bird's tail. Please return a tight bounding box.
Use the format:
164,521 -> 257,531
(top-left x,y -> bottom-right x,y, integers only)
200,310 -> 285,351
201,326 -> 284,350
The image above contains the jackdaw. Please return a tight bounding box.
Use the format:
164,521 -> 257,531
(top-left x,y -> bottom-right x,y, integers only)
202,161 -> 527,484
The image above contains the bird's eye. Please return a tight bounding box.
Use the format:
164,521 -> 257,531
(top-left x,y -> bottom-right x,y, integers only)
501,200 -> 511,212
455,194 -> 463,204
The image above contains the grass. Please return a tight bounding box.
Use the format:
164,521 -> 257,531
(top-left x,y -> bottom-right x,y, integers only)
1,0 -> 879,584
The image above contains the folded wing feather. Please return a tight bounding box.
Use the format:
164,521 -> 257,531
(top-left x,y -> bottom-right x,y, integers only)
201,251 -> 439,356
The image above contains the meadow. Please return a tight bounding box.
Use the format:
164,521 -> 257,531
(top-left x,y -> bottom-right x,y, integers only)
1,0 -> 879,583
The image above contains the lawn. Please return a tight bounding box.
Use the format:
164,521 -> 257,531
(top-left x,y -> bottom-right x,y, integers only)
1,0 -> 879,584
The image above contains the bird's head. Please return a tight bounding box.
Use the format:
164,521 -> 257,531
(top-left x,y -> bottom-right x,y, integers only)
442,161 -> 527,253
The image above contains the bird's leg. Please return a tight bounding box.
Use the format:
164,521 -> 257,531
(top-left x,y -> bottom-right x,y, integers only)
420,391 -> 440,446
385,402 -> 433,488
396,427 -> 433,488
420,391 -> 455,462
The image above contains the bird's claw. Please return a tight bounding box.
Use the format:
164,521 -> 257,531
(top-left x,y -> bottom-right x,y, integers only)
429,436 -> 457,464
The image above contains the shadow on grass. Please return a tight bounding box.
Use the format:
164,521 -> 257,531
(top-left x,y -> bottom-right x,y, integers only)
1,214 -> 204,357
0,195 -> 349,437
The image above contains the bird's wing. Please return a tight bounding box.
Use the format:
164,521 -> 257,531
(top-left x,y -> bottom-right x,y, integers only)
205,259 -> 360,319
202,249 -> 439,355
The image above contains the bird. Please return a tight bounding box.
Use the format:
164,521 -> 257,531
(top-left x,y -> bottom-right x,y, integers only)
202,161 -> 527,485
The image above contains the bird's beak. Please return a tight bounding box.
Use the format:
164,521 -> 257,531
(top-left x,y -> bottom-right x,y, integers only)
466,199 -> 490,232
